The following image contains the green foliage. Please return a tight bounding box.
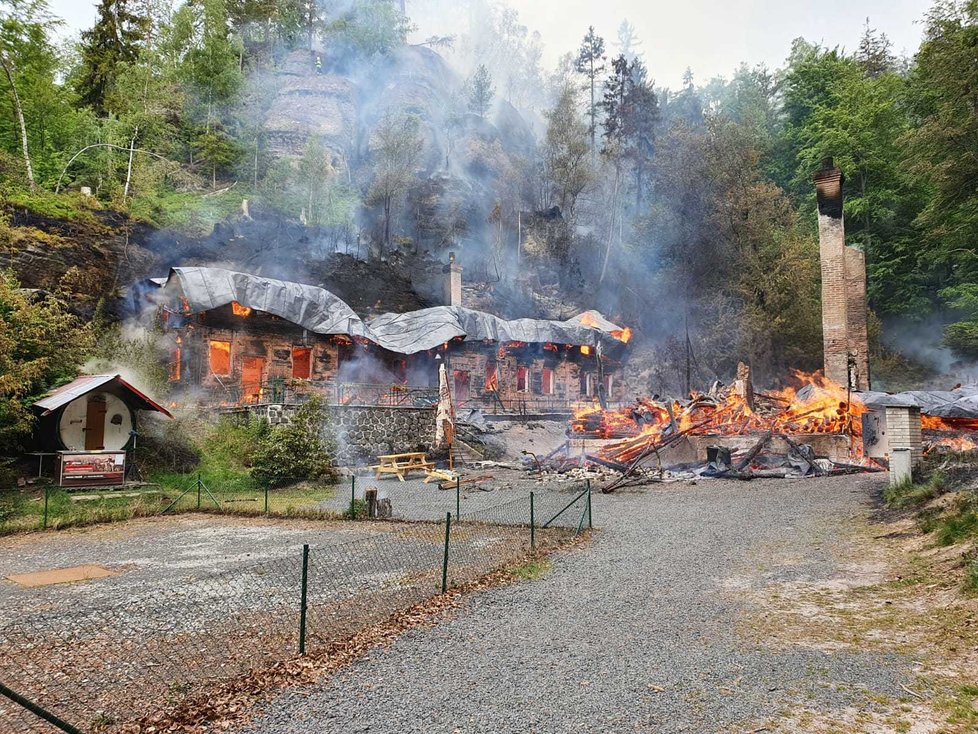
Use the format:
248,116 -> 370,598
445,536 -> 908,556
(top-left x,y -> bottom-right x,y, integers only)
0,270 -> 93,454
466,64 -> 495,117
325,0 -> 412,58
251,396 -> 336,488
76,0 -> 149,114
883,472 -> 947,508
344,497 -> 368,520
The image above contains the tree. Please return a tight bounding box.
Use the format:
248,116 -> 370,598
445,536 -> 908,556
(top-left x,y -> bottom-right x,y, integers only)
615,19 -> 642,63
0,49 -> 34,191
77,0 -> 150,114
0,271 -> 94,455
903,1 -> 978,342
367,112 -> 423,253
574,26 -> 605,159
542,84 -> 592,217
466,64 -> 495,117
857,17 -> 897,78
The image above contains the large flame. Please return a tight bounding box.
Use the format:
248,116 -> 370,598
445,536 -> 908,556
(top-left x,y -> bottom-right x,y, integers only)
573,370 -> 866,463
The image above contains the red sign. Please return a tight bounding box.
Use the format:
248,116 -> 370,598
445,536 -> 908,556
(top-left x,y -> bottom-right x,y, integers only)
59,452 -> 126,487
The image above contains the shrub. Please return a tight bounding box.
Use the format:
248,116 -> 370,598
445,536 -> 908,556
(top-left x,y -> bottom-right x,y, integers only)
251,397 -> 336,488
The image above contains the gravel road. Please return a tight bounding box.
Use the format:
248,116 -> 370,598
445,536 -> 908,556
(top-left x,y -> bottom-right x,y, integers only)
236,474 -> 912,733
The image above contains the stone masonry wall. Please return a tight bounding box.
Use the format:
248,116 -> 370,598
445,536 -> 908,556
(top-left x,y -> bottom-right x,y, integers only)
247,403 -> 436,465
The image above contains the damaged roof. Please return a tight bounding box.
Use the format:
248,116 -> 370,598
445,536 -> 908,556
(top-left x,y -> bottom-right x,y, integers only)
33,374 -> 173,417
859,387 -> 978,419
164,267 -> 626,352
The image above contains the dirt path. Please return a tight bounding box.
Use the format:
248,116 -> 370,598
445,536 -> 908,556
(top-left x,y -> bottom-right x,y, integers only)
232,474 -> 973,733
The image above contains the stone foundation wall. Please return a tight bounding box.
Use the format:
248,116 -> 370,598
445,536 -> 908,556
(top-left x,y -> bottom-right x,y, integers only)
242,403 -> 436,465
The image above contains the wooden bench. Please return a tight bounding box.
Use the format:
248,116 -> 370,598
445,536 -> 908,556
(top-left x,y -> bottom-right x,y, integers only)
370,452 -> 435,481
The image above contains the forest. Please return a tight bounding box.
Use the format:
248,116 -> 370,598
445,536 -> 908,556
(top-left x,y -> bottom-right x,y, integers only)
1,0 -> 978,396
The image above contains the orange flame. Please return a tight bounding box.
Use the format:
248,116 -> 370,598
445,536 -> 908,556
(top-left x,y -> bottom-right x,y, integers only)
573,370 -> 868,462
231,301 -> 252,317
611,327 -> 633,344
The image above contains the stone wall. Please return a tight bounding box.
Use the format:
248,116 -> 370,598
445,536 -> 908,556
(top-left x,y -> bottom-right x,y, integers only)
244,403 -> 436,465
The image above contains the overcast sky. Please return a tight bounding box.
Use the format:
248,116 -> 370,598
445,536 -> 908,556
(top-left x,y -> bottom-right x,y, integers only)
48,0 -> 933,87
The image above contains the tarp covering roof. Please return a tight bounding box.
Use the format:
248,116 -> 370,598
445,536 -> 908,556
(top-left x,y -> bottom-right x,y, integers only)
858,387 -> 978,419
166,267 -> 368,338
33,374 -> 173,417
163,267 -> 626,353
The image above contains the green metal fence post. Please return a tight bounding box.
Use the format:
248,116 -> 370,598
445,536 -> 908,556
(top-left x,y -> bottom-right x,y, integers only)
264,485 -> 269,515
42,484 -> 49,530
441,512 -> 451,593
196,473 -> 202,509
455,477 -> 461,520
298,543 -> 310,654
587,479 -> 593,529
350,475 -> 356,520
530,491 -> 535,550
0,681 -> 83,734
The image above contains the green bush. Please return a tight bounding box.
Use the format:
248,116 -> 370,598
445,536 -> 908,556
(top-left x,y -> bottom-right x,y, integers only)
251,397 -> 336,488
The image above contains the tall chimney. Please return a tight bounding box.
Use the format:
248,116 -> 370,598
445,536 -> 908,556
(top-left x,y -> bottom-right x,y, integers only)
444,252 -> 462,307
814,159 -> 871,390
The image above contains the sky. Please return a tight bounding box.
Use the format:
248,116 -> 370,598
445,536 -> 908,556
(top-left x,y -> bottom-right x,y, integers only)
47,0 -> 933,88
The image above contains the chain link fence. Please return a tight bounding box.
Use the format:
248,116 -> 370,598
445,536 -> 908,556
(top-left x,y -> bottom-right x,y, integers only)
1,481 -> 592,733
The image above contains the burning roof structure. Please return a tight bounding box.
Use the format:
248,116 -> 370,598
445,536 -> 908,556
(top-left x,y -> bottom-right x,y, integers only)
164,267 -> 629,352
157,266 -> 631,412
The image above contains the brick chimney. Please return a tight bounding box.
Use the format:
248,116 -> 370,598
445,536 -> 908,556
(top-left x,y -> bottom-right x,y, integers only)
814,159 -> 871,390
444,252 -> 462,307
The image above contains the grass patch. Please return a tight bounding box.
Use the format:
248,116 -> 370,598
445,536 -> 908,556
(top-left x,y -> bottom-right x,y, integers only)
129,188 -> 246,234
884,471 -> 947,509
2,188 -> 101,223
511,557 -> 553,580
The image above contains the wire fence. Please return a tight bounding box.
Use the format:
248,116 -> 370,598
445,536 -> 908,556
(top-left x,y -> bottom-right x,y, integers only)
0,482 -> 592,733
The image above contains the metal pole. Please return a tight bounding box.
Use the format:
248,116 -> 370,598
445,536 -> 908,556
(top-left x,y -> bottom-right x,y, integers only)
298,543 -> 309,654
196,473 -> 201,509
350,475 -> 356,520
264,485 -> 269,515
0,681 -> 83,734
455,477 -> 461,520
530,491 -> 535,550
42,484 -> 49,530
441,512 -> 451,593
587,479 -> 593,529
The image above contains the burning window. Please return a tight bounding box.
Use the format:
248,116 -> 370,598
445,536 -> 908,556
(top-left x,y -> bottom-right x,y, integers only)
292,347 -> 312,380
453,370 -> 471,402
209,340 -> 231,376
170,336 -> 182,382
542,367 -> 555,395
484,361 -> 498,392
581,345 -> 592,356
516,366 -> 528,393
231,301 -> 252,317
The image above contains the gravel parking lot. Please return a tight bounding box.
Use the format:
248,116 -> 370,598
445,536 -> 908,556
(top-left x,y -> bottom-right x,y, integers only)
0,512 -> 562,732
236,474 -> 914,734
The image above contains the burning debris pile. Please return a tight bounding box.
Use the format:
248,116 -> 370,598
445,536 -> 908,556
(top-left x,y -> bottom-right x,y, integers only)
530,370 -> 978,491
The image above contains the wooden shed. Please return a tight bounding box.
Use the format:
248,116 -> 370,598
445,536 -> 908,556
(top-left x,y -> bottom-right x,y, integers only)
32,374 -> 172,452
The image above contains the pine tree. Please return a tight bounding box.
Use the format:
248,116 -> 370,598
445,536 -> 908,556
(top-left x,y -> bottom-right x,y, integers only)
77,0 -> 149,114
467,64 -> 495,117
856,17 -> 896,78
574,26 -> 605,159
615,19 -> 642,63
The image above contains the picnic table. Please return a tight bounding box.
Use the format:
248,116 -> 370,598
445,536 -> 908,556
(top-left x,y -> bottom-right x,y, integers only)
371,452 -> 435,481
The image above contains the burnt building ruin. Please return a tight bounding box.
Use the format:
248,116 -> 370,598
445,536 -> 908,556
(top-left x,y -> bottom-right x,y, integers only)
814,159 -> 871,390
156,264 -> 629,415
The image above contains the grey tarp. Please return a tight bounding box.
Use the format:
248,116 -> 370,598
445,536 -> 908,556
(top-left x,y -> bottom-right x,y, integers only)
857,387 -> 978,419
166,267 -> 369,337
163,266 -> 625,354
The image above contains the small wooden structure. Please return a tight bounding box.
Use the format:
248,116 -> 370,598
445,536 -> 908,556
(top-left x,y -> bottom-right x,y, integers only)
371,452 -> 434,481
32,374 -> 172,452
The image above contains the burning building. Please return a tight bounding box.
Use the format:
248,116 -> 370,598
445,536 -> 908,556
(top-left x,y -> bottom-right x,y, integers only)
156,265 -> 630,414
